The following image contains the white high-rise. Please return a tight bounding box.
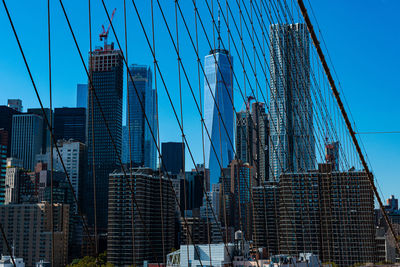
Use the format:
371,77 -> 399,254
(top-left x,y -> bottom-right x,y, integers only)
269,24 -> 315,181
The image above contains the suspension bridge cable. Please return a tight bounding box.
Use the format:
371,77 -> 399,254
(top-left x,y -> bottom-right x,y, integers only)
1,0 -> 95,251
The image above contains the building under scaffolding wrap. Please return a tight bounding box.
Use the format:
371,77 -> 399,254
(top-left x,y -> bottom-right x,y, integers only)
279,163 -> 376,266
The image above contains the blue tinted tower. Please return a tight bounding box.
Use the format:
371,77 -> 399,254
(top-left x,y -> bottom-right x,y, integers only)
127,65 -> 157,170
76,84 -> 88,108
204,49 -> 234,184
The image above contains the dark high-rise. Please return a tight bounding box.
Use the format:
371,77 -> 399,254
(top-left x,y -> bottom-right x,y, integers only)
54,107 -> 86,143
27,108 -> 52,153
84,43 -> 123,232
0,106 -> 21,157
162,142 -> 184,175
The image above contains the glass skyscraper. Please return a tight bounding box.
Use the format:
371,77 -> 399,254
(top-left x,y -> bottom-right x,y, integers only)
127,64 -> 157,170
85,43 -> 123,232
76,84 -> 88,108
269,23 -> 315,181
204,49 -> 234,184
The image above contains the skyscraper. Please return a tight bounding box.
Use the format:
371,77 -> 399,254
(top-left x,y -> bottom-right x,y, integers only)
27,108 -> 52,153
76,84 -> 88,108
236,102 -> 269,183
127,64 -> 157,170
162,142 -> 184,175
269,23 -> 315,181
11,114 -> 43,170
54,107 -> 86,143
0,106 -> 21,157
85,43 -> 123,231
7,99 -> 22,112
204,48 -> 234,184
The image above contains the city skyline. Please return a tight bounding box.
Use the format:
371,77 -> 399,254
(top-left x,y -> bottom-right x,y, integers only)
0,0 -> 397,199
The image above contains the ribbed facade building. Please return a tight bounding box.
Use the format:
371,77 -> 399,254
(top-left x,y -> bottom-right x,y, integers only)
85,43 -> 123,232
204,49 -> 234,184
11,114 -> 43,171
0,106 -> 21,157
54,108 -> 86,143
107,168 -> 175,266
127,65 -> 157,170
279,163 -> 376,266
269,23 -> 314,181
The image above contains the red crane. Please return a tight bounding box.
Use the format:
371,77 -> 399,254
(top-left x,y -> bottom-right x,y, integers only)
99,8 -> 116,49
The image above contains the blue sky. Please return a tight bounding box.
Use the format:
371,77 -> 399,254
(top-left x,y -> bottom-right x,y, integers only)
0,0 -> 399,199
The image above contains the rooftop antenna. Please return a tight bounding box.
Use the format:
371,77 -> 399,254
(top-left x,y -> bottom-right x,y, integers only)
217,1 -> 221,50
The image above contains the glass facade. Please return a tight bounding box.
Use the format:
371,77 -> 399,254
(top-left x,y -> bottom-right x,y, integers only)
127,64 -> 157,170
76,84 -> 88,108
204,49 -> 234,184
269,23 -> 315,181
54,107 -> 86,143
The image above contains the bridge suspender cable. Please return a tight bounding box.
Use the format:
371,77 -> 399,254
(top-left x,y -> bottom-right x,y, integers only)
296,0 -> 400,255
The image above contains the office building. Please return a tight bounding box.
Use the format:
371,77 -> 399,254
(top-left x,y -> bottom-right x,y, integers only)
204,48 -> 234,184
0,203 -> 69,267
54,108 -> 86,143
269,23 -> 315,181
11,114 -> 43,170
0,130 -> 7,204
7,99 -> 22,112
5,158 -> 36,204
253,182 -> 279,257
180,170 -> 205,212
162,142 -> 184,175
85,42 -> 123,231
107,168 -> 175,266
121,125 -> 129,164
27,108 -> 52,153
0,106 -> 21,157
279,163 -> 375,266
76,84 -> 88,108
127,64 -> 158,170
236,102 -> 269,184
230,160 -> 255,241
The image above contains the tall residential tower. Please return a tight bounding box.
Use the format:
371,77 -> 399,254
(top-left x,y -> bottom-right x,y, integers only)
269,24 -> 315,181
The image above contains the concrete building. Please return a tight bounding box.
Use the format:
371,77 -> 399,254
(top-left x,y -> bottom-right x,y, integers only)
85,42 -> 123,232
204,48 -> 234,184
7,99 -> 23,112
0,203 -> 69,267
11,114 -> 43,171
269,23 -> 315,181
5,158 -> 26,204
53,140 -> 86,204
279,163 -> 376,266
107,168 -> 175,266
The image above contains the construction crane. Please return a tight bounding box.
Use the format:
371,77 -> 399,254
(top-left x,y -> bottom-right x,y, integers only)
246,95 -> 255,111
99,8 -> 116,49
